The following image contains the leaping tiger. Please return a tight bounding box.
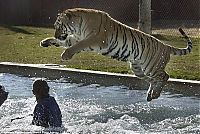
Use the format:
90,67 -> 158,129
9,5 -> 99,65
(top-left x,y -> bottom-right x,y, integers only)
40,8 -> 192,101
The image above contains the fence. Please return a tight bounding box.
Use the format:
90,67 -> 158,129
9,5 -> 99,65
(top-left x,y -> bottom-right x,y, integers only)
0,0 -> 199,28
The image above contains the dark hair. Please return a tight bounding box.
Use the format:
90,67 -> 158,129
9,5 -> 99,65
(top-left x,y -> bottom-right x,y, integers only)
33,79 -> 49,95
0,85 -> 5,91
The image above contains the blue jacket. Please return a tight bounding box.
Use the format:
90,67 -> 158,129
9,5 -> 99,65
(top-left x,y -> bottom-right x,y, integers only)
32,96 -> 62,128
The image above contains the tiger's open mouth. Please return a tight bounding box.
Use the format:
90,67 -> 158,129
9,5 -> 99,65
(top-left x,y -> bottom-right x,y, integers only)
57,34 -> 68,41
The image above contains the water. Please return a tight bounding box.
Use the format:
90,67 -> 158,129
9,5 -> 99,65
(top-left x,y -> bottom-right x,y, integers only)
0,73 -> 199,133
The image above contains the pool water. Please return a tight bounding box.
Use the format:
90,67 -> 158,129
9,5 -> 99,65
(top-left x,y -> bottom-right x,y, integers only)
0,73 -> 199,133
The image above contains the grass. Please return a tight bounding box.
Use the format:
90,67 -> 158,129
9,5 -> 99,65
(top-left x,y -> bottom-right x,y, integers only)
0,25 -> 199,80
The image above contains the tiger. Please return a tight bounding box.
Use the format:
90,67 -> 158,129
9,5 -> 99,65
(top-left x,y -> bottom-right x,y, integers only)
40,8 -> 192,101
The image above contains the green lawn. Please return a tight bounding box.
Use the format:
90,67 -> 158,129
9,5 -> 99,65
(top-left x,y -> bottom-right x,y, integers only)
0,25 -> 199,80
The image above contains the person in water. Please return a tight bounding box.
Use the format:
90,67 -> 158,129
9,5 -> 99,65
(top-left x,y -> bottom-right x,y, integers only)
32,79 -> 62,128
0,85 -> 8,106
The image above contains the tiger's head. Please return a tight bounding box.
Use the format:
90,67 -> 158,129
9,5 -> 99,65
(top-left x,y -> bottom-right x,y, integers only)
40,8 -> 106,49
54,9 -> 82,44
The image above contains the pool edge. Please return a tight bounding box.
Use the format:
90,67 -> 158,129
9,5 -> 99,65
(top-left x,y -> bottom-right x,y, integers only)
0,62 -> 199,96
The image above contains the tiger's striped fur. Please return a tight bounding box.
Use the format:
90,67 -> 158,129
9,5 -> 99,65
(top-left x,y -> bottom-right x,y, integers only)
40,8 -> 192,101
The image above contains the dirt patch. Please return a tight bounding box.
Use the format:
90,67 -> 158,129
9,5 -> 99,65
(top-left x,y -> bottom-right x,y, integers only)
152,28 -> 200,37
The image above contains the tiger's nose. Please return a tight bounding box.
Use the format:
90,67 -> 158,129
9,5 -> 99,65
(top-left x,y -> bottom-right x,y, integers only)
57,34 -> 68,40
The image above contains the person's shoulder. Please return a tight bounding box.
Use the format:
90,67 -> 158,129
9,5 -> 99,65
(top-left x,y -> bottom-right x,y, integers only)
42,96 -> 56,103
48,96 -> 60,105
48,96 -> 56,100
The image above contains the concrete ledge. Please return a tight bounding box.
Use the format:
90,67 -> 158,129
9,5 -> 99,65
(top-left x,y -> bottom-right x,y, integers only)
0,62 -> 199,96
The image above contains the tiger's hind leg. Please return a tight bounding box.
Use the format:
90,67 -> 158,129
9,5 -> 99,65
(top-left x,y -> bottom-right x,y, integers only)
147,71 -> 169,101
130,62 -> 169,101
130,61 -> 151,82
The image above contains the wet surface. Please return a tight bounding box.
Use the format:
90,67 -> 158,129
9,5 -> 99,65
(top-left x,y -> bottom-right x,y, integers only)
0,73 -> 199,133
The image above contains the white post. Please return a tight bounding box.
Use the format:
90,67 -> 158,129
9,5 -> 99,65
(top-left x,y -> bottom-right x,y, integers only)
138,0 -> 151,34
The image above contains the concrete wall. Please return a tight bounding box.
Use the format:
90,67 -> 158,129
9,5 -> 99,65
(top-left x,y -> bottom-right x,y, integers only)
0,62 -> 199,97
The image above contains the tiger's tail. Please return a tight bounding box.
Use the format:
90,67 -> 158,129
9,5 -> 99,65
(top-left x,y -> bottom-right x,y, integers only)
170,28 -> 192,55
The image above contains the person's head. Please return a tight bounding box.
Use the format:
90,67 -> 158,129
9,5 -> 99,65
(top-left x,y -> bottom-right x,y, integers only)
32,79 -> 49,100
0,85 -> 8,95
0,85 -> 5,93
0,85 -> 8,106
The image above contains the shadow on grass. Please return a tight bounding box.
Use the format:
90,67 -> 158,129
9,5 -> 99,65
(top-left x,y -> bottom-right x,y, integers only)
3,25 -> 33,34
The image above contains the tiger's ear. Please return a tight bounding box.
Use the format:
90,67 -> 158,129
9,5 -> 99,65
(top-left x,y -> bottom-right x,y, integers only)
59,14 -> 69,23
58,12 -> 72,21
66,13 -> 72,20
57,9 -> 63,17
57,13 -> 61,17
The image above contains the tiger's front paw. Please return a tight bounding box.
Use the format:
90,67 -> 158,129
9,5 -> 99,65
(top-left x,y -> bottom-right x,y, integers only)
61,49 -> 74,60
40,37 -> 58,47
